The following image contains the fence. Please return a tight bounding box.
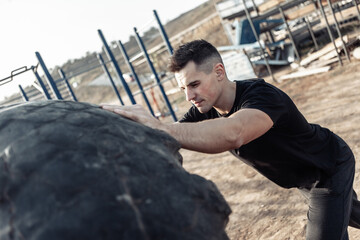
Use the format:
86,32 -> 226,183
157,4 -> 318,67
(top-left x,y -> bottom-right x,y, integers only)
0,10 -> 179,122
2,1 -> 358,116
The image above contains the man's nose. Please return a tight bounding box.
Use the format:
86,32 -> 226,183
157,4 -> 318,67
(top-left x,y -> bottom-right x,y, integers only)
185,88 -> 195,101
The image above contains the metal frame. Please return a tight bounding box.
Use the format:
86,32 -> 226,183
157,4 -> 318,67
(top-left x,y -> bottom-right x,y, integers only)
58,68 -> 78,101
134,27 -> 177,122
97,53 -> 124,105
118,40 -> 154,116
98,29 -> 136,104
35,52 -> 63,99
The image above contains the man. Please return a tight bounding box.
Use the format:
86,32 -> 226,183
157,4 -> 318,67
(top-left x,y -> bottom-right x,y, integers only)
102,39 -> 360,239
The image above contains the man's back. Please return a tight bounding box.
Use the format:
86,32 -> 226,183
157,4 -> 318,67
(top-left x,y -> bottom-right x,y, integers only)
180,79 -> 340,188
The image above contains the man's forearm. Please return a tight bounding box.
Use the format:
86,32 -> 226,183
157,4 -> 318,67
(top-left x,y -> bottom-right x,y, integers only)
100,105 -> 272,154
158,118 -> 243,154
157,109 -> 273,154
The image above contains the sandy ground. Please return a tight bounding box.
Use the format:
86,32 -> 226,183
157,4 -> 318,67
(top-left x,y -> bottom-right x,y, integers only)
178,59 -> 360,239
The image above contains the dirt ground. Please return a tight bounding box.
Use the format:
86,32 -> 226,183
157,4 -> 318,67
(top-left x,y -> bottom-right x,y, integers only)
177,59 -> 360,239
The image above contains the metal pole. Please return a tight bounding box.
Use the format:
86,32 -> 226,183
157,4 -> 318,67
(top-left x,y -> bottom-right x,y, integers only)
352,0 -> 360,22
1,66 -> 30,85
304,16 -> 319,51
326,0 -> 351,62
32,67 -> 52,100
242,0 -> 276,82
18,85 -> 29,102
250,0 -> 259,16
134,27 -> 177,122
118,40 -> 155,116
335,3 -> 344,21
213,1 -> 235,45
35,52 -> 63,99
58,68 -> 78,101
317,0 -> 343,66
97,29 -> 136,104
242,49 -> 257,76
97,53 -> 124,105
279,8 -> 301,61
267,31 -> 275,44
153,10 -> 173,55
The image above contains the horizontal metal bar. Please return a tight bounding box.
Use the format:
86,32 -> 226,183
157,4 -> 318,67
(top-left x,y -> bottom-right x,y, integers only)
0,66 -> 36,84
57,85 -> 67,91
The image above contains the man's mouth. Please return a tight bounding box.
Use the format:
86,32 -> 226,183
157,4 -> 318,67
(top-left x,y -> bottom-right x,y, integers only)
193,100 -> 203,106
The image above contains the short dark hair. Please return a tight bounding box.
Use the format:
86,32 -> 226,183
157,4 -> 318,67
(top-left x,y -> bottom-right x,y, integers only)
168,39 -> 223,73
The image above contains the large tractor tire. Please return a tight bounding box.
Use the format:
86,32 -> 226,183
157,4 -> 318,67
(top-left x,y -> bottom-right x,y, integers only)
0,100 -> 231,240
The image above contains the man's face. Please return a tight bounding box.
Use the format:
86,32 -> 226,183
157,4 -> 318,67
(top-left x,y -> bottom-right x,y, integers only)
175,61 -> 221,113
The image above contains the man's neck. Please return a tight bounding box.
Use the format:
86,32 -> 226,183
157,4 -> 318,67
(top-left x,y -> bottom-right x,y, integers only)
213,80 -> 236,116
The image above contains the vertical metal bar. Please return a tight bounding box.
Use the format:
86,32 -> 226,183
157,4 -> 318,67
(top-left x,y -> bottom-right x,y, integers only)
242,49 -> 257,76
279,8 -> 301,61
326,0 -> 351,62
58,68 -> 78,101
250,0 -> 259,16
213,1 -> 235,45
18,85 -> 29,102
118,40 -> 155,116
235,19 -> 242,45
335,3 -> 344,21
317,0 -> 343,66
97,29 -> 136,104
97,53 -> 124,105
35,52 -> 63,99
267,31 -> 275,44
353,0 -> 360,22
242,0 -> 276,83
153,10 -> 173,55
305,16 -> 319,51
134,27 -> 177,122
32,67 -> 52,100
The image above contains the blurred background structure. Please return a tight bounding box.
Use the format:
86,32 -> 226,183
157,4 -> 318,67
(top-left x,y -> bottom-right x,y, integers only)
1,0 -> 359,123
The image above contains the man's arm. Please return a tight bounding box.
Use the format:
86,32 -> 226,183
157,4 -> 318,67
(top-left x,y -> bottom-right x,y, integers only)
101,104 -> 273,154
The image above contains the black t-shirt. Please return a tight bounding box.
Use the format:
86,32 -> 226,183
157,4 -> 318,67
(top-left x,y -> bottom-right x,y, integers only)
179,79 -> 340,189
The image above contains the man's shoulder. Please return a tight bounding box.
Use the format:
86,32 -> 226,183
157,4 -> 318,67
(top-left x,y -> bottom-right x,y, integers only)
234,78 -> 282,97
234,78 -> 265,83
234,78 -> 270,88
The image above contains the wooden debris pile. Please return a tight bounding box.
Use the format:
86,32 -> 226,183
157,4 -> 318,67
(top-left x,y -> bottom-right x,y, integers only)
279,34 -> 360,81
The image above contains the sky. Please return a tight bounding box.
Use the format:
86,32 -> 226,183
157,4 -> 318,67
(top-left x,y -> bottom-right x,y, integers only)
0,0 -> 208,101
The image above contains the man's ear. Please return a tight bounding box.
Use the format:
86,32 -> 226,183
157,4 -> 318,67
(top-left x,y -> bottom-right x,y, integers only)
214,63 -> 225,80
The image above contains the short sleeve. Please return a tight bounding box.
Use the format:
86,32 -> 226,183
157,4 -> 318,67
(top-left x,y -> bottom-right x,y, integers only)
240,81 -> 288,126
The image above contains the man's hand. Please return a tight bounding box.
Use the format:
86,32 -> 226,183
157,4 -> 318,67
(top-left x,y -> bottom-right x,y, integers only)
100,104 -> 163,130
